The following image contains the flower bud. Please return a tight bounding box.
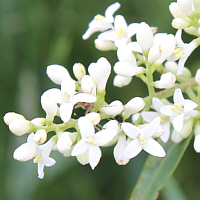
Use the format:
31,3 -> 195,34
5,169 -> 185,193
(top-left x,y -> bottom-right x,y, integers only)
169,2 -> 187,18
193,0 -> 200,13
94,39 -> 117,51
13,142 -> 37,162
57,132 -> 72,154
136,22 -> 153,51
123,97 -> 145,118
101,100 -> 124,115
194,134 -> 200,153
148,45 -> 162,63
88,57 -> 111,91
103,120 -> 121,132
73,63 -> 86,80
81,75 -> 97,96
172,18 -> 190,29
184,27 -> 199,37
171,129 -> 183,143
155,72 -> 176,89
9,119 -> 33,136
113,75 -> 132,87
34,129 -> 47,144
180,118 -> 194,138
3,112 -> 26,125
195,69 -> 200,85
165,61 -> 178,74
31,118 -> 46,126
195,124 -> 200,136
177,0 -> 193,16
131,113 -> 141,123
46,64 -> 71,85
85,112 -> 101,125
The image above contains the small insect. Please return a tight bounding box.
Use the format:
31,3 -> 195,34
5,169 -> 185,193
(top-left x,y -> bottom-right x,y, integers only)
114,114 -> 124,123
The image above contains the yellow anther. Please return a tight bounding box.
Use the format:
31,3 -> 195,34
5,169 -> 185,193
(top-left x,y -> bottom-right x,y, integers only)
172,103 -> 183,113
33,156 -> 41,163
174,48 -> 184,58
160,114 -> 167,123
138,134 -> 146,146
94,14 -> 105,21
63,92 -> 70,100
86,137 -> 97,146
115,28 -> 126,38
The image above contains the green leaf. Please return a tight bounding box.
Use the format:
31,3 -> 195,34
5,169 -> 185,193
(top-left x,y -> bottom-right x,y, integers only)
129,134 -> 193,200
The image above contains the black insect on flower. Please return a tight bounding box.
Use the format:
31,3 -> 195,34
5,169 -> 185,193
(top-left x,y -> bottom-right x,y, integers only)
114,114 -> 124,123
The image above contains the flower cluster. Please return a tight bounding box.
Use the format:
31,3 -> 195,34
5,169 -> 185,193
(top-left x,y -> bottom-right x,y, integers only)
3,1 -> 200,179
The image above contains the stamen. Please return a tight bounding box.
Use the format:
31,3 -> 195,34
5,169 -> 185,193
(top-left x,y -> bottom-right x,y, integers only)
86,137 -> 97,146
33,156 -> 41,163
94,14 -> 105,21
138,134 -> 146,146
115,28 -> 126,38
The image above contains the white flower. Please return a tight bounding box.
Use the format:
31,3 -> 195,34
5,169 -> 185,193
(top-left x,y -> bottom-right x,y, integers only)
97,15 -> 139,47
142,97 -> 171,143
170,29 -> 197,75
82,2 -> 121,40
46,64 -> 72,85
13,133 -> 38,162
71,117 -> 117,169
160,88 -> 198,133
88,57 -> 111,91
122,117 -> 166,158
59,78 -> 96,122
122,97 -> 145,118
34,137 -> 56,179
113,45 -> 143,77
155,72 -> 176,89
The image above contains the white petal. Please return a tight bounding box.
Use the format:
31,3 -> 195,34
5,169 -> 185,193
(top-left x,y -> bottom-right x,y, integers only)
72,93 -> 96,105
160,121 -> 170,143
127,23 -> 139,38
42,153 -> 56,167
141,111 -> 159,122
113,75 -> 132,87
61,78 -> 76,101
117,46 -> 137,65
59,103 -> 74,123
160,105 -> 174,116
101,100 -> 124,115
172,113 -> 184,132
105,2 -> 121,18
122,139 -> 142,158
113,135 -> 130,165
143,117 -> 161,137
88,145 -> 101,169
78,117 -> 95,138
71,140 -> 89,156
94,129 -> 117,146
184,99 -> 198,113
143,138 -> 166,157
114,15 -> 127,31
152,97 -> 164,112
121,122 -> 140,139
37,162 -> 45,179
46,64 -> 71,85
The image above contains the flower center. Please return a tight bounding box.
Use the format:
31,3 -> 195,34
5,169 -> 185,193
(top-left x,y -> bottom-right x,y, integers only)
138,134 -> 146,146
174,47 -> 184,58
160,114 -> 168,123
115,28 -> 126,38
86,137 -> 97,146
94,14 -> 105,21
172,103 -> 183,113
33,156 -> 41,163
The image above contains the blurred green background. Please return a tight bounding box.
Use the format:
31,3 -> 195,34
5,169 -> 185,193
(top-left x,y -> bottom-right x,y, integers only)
1,0 -> 200,199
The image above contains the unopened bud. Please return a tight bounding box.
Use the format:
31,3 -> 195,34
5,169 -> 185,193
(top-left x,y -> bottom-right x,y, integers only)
3,112 -> 26,125
123,97 -> 145,118
57,132 -> 72,154
95,39 -> 117,51
155,72 -> 176,89
195,69 -> 200,85
101,100 -> 124,115
180,118 -> 194,138
85,112 -> 101,125
172,18 -> 190,29
113,75 -> 132,87
34,129 -> 47,144
9,119 -> 33,136
81,75 -> 97,96
73,63 -> 86,80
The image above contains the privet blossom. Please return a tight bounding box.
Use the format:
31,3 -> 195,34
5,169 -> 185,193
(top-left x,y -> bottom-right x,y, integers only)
3,1 -> 200,179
